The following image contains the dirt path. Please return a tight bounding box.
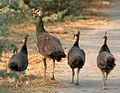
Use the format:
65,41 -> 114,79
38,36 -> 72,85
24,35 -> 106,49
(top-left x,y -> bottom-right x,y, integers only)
0,0 -> 120,93
58,0 -> 120,93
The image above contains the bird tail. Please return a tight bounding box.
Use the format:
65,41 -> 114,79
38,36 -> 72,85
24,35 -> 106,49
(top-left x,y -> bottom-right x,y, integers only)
9,62 -> 18,71
106,57 -> 116,70
50,50 -> 66,61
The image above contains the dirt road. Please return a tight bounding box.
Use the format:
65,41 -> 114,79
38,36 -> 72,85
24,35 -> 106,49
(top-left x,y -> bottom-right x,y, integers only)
0,0 -> 120,93
59,0 -> 120,93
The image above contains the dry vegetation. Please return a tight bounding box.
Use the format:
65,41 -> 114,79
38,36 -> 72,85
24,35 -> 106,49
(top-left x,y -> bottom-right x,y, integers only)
0,17 -> 111,93
1,0 -> 119,93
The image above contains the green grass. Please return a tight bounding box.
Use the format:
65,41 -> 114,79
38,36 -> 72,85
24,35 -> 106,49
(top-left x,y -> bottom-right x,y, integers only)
0,70 -> 37,81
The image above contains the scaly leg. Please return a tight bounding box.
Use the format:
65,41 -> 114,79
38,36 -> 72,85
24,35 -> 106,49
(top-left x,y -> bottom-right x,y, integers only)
101,70 -> 106,88
51,60 -> 55,80
105,72 -> 109,81
76,68 -> 80,85
72,68 -> 75,83
43,58 -> 47,81
16,71 -> 23,87
11,71 -> 21,88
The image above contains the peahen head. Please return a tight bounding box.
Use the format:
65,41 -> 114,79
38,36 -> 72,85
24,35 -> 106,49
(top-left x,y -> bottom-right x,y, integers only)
33,8 -> 43,18
23,34 -> 28,43
73,30 -> 80,47
73,30 -> 80,38
103,32 -> 107,44
20,34 -> 28,55
34,8 -> 46,35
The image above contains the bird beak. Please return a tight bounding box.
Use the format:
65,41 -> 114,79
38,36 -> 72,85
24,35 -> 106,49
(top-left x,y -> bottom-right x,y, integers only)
33,12 -> 37,18
33,10 -> 38,18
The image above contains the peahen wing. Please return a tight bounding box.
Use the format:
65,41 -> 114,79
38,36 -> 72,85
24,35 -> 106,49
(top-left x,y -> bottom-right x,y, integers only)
68,47 -> 85,66
44,35 -> 64,55
97,51 -> 115,69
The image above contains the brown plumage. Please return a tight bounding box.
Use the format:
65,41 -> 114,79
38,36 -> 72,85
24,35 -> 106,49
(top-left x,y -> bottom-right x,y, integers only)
67,31 -> 85,85
97,32 -> 116,89
8,34 -> 28,87
9,34 -> 28,72
34,9 -> 66,80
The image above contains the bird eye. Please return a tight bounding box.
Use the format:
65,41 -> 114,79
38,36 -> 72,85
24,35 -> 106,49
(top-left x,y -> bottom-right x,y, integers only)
37,10 -> 39,12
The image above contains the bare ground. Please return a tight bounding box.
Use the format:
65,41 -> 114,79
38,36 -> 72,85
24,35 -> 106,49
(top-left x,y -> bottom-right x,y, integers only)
0,0 -> 120,93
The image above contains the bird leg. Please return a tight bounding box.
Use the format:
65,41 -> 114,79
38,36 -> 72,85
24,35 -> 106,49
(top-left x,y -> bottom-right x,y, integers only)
105,72 -> 109,81
43,58 -> 47,81
15,71 -> 23,87
19,71 -> 25,84
76,68 -> 80,85
51,60 -> 55,80
101,70 -> 107,89
72,68 -> 75,83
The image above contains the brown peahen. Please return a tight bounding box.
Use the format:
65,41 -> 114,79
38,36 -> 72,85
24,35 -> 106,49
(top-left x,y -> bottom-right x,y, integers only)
9,34 -> 28,72
33,9 -> 66,80
67,31 -> 85,85
97,32 -> 116,89
8,34 -> 28,87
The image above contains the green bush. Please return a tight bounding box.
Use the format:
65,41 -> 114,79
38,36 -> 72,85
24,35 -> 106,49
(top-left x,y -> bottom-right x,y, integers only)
0,39 -> 18,56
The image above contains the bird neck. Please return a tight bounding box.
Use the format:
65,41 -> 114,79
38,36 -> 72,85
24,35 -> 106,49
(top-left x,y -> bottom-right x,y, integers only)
74,35 -> 79,47
20,38 -> 28,55
36,17 -> 46,38
100,38 -> 111,53
100,45 -> 110,53
104,38 -> 107,45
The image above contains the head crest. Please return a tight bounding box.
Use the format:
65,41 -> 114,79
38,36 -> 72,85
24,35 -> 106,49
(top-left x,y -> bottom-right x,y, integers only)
77,30 -> 80,35
103,32 -> 107,39
25,34 -> 28,39
73,30 -> 80,38
23,34 -> 28,43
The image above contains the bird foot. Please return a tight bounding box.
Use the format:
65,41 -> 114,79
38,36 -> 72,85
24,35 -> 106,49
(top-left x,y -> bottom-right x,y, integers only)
75,82 -> 80,86
51,77 -> 55,80
102,86 -> 108,90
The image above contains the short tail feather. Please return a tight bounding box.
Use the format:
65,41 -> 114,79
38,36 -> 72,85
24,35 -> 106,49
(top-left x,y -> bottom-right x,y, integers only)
9,62 -> 19,71
71,57 -> 84,68
50,51 -> 66,61
106,57 -> 116,70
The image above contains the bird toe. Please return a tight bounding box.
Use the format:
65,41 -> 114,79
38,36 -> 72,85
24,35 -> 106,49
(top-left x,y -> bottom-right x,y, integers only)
51,77 -> 55,80
75,82 -> 80,86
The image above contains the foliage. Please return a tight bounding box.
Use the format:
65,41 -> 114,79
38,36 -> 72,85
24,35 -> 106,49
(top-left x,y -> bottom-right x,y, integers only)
0,39 -> 18,56
6,71 -> 19,79
0,70 -> 37,81
0,28 -> 9,36
0,0 -> 108,57
43,9 -> 68,22
0,70 -> 6,78
0,0 -> 107,24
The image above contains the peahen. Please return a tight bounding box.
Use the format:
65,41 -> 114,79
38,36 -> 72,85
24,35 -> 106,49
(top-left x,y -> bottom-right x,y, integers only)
9,34 -> 28,73
67,31 -> 85,85
33,9 -> 66,80
97,32 -> 116,89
